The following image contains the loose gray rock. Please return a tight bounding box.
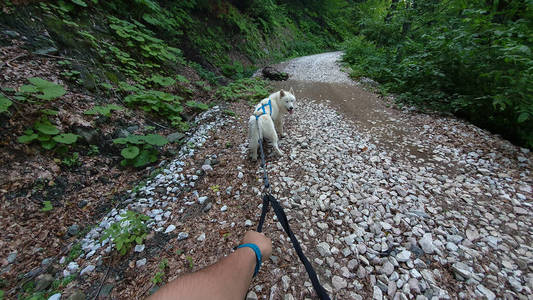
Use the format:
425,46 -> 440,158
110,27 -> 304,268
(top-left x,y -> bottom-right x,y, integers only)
48,293 -> 61,300
164,225 -> 176,233
167,132 -> 185,143
373,285 -> 383,299
178,232 -> 189,240
246,291 -> 258,300
396,250 -> 411,262
80,265 -> 95,276
477,284 -> 495,300
282,275 -> 291,290
197,233 -> 206,241
136,258 -> 147,268
35,274 -> 54,291
419,233 -> 435,254
134,244 -> 145,252
452,262 -> 473,279
7,252 -> 17,264
317,242 -> 331,257
380,261 -> 394,276
67,290 -> 86,300
332,275 -> 347,291
67,224 -> 80,236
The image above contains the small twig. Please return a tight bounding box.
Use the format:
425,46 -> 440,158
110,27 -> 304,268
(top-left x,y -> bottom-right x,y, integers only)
0,53 -> 27,71
32,52 -> 86,62
93,265 -> 111,300
141,282 -> 155,297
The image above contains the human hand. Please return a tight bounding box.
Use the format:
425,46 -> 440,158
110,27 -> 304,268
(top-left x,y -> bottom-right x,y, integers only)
242,231 -> 272,260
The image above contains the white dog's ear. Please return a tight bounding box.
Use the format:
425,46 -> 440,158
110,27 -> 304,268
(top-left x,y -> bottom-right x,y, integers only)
280,90 -> 285,97
289,87 -> 294,95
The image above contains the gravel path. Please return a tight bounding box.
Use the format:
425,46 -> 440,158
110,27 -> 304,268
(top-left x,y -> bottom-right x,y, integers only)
253,52 -> 533,299
49,52 -> 532,299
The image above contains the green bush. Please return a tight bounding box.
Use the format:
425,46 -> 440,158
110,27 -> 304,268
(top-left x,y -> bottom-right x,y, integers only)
215,78 -> 270,103
113,134 -> 168,167
124,90 -> 187,129
101,211 -> 149,255
19,77 -> 66,101
343,1 -> 533,148
84,104 -> 124,117
18,117 -> 80,150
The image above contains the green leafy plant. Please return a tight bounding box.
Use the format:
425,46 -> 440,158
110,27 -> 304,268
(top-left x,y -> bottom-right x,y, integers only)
41,201 -> 53,212
185,101 -> 208,111
0,93 -> 12,114
88,145 -> 100,156
19,77 -> 66,101
124,90 -> 188,129
66,243 -> 82,264
101,211 -> 149,255
216,78 -> 270,103
61,70 -> 81,82
18,117 -> 79,150
176,75 -> 190,84
186,256 -> 194,269
62,152 -> 81,168
113,134 -> 168,167
223,109 -> 236,117
151,258 -> 169,284
343,1 -> 533,148
150,75 -> 175,87
84,104 -> 124,117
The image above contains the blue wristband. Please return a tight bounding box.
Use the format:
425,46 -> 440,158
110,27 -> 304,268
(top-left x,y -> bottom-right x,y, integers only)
236,243 -> 262,277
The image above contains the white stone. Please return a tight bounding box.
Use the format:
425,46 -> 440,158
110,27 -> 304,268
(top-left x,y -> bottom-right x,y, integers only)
48,293 -> 61,300
178,232 -> 189,240
134,244 -> 145,252
197,233 -> 206,241
396,250 -> 411,262
373,285 -> 383,299
317,242 -> 331,257
80,265 -> 95,276
67,262 -> 79,272
165,224 -> 176,233
331,275 -> 347,291
477,284 -> 495,300
246,291 -> 258,300
136,258 -> 147,268
419,233 -> 435,254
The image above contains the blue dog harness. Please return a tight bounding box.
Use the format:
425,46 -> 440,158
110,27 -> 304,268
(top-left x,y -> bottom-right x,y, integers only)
255,98 -> 272,120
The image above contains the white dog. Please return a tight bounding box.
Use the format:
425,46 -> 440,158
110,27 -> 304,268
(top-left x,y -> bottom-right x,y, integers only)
248,88 -> 295,161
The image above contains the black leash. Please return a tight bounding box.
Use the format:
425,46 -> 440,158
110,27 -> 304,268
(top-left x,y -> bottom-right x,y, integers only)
254,122 -> 331,300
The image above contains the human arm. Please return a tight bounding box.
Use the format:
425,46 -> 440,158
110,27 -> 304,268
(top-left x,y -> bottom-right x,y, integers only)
148,231 -> 272,300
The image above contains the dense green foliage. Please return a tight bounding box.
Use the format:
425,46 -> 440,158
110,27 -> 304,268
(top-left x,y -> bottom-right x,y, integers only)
113,134 -> 169,167
343,0 -> 533,148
